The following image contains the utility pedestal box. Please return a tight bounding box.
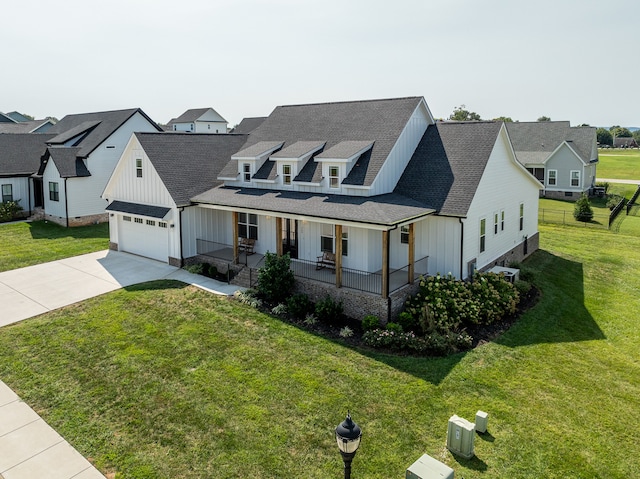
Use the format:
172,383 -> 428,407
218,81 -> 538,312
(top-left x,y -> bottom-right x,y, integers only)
406,454 -> 454,479
446,415 -> 475,459
475,410 -> 489,434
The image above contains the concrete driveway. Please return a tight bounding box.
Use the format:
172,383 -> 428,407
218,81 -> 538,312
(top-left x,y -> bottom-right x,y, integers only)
0,250 -> 241,327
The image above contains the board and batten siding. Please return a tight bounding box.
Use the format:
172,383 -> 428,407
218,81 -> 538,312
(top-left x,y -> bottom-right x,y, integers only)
42,161 -> 66,218
463,126 -> 541,273
66,112 -> 159,219
368,101 -> 432,195
0,177 -> 31,211
181,206 -> 233,258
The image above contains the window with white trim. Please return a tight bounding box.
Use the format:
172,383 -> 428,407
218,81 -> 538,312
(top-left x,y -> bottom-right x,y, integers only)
494,213 -> 499,234
329,166 -> 339,188
500,210 -> 505,231
243,163 -> 251,182
146,219 -> 156,226
400,225 -> 409,244
480,218 -> 486,253
123,216 -> 131,222
1,184 -> 12,203
548,169 -> 557,186
571,170 -> 580,187
341,226 -> 348,257
159,222 -> 167,228
238,212 -> 258,240
519,203 -> 524,231
320,223 -> 333,252
136,158 -> 143,178
282,164 -> 292,185
135,217 -> 143,224
49,182 -> 59,202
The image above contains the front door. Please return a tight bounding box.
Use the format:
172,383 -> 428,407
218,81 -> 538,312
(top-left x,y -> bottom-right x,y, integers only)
33,178 -> 44,208
282,219 -> 298,259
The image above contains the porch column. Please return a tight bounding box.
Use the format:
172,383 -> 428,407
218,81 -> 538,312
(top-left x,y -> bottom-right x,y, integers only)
382,230 -> 389,299
276,217 -> 283,256
408,223 -> 415,284
335,224 -> 342,288
232,211 -> 239,264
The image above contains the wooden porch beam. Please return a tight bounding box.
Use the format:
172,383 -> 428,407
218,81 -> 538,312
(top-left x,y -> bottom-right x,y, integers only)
276,217 -> 283,256
335,224 -> 342,288
408,223 -> 415,283
232,211 -> 239,264
382,230 -> 389,299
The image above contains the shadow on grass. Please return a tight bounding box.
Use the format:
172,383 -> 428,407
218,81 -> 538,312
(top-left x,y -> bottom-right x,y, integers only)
123,280 -> 188,292
28,220 -> 109,240
496,249 -> 605,348
451,453 -> 488,472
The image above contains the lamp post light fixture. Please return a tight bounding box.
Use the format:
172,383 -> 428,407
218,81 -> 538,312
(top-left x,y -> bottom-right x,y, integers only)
335,411 -> 362,479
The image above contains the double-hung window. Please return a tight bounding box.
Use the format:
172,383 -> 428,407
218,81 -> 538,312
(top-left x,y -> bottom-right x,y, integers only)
480,218 -> 486,253
500,210 -> 505,232
238,212 -> 258,240
494,213 -> 499,234
320,223 -> 333,252
1,184 -> 12,203
282,164 -> 292,185
341,226 -> 348,257
400,225 -> 410,244
548,170 -> 557,186
136,158 -> 143,178
571,170 -> 581,187
49,182 -> 59,202
519,203 -> 524,231
243,163 -> 251,182
329,166 -> 339,188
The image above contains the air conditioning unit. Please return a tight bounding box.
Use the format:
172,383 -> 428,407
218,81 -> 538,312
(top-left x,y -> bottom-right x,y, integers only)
406,454 -> 454,479
475,410 -> 489,434
488,265 -> 520,283
447,415 -> 475,459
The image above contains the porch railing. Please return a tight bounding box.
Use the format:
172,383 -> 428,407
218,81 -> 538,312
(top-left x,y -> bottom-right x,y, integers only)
196,238 -> 247,265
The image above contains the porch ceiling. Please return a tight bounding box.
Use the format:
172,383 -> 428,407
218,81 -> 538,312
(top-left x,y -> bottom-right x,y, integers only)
191,186 -> 434,229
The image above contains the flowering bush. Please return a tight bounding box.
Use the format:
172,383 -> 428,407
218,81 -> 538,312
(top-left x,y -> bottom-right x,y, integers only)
362,328 -> 472,356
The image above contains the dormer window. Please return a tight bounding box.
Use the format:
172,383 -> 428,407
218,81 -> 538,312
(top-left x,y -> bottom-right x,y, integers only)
243,163 -> 251,182
329,166 -> 339,188
282,164 -> 292,185
136,158 -> 143,178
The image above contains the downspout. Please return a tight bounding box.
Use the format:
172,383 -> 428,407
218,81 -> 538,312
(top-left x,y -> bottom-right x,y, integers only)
27,177 -> 32,215
178,207 -> 184,267
459,218 -> 464,279
64,178 -> 69,228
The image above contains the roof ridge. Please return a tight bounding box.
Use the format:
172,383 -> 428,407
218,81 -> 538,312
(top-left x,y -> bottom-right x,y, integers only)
278,96 -> 422,109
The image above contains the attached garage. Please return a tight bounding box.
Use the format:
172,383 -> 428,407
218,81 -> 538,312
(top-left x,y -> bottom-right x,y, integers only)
106,201 -> 172,263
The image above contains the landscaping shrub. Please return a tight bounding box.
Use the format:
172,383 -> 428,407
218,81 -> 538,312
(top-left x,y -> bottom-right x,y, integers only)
514,279 -> 532,296
256,252 -> 295,304
314,296 -> 344,326
286,293 -> 313,319
396,311 -> 418,332
386,322 -> 403,333
0,201 -> 23,222
184,263 -> 204,275
271,303 -> 288,316
362,315 -> 381,332
606,194 -> 624,211
469,272 -> 519,324
339,326 -> 354,338
574,194 -> 594,221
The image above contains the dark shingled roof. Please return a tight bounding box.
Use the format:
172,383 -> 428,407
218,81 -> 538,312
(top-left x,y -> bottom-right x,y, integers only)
192,186 -> 434,227
167,108 -> 227,126
505,121 -> 597,166
230,117 -> 267,134
43,147 -> 91,178
106,200 -> 171,219
224,97 -> 424,187
395,121 -> 503,217
47,108 -> 161,158
0,119 -> 54,134
0,134 -> 54,176
134,132 -> 249,207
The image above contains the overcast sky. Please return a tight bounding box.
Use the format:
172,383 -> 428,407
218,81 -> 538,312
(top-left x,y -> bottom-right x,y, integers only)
2,0 -> 637,128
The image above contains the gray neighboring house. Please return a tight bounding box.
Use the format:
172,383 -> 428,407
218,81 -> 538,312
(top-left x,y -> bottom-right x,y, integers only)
0,133 -> 54,215
506,121 -> 598,200
0,111 -> 56,133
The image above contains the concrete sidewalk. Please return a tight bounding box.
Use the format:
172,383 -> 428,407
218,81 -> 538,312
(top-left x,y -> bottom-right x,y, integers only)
0,250 -> 242,328
0,250 -> 244,478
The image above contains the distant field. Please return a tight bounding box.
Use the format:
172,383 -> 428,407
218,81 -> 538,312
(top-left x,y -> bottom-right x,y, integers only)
597,148 -> 640,180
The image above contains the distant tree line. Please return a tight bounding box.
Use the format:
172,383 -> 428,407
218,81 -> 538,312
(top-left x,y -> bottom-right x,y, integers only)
448,105 -> 551,123
596,126 -> 640,146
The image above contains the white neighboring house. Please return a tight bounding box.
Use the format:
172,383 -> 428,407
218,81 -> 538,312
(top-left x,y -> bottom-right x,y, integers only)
102,132 -> 248,264
505,121 -> 598,200
102,97 -> 542,320
167,108 -> 228,134
36,108 -> 161,226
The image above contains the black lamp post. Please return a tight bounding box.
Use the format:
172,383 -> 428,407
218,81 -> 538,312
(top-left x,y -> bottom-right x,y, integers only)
335,411 -> 362,479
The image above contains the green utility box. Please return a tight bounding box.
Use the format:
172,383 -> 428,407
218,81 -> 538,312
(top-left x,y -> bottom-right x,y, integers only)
406,454 -> 454,479
446,415 -> 475,459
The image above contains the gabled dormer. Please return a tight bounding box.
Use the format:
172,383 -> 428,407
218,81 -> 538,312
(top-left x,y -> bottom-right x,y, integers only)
267,141 -> 325,186
314,141 -> 373,190
219,141 -> 283,184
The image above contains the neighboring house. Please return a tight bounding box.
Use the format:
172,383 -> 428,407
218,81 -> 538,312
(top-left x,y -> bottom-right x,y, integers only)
36,108 -> 162,226
102,132 -> 248,264
167,108 -> 228,133
613,137 -> 638,148
0,119 -> 56,134
506,121 -> 598,200
0,133 -> 54,215
229,117 -> 267,134
104,97 -> 541,320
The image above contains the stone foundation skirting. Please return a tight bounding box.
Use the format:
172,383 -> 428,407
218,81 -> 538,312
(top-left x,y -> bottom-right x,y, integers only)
44,212 -> 108,227
109,242 -> 118,251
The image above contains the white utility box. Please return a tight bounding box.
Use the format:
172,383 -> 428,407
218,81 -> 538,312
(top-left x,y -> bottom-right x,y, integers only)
475,410 -> 489,433
446,415 -> 475,459
406,454 -> 454,479
488,266 -> 520,283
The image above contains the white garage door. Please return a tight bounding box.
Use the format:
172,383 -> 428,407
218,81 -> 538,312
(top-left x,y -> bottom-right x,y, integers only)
118,215 -> 169,263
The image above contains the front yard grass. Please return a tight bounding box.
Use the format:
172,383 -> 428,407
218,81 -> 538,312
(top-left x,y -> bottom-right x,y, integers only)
0,220 -> 109,272
0,224 -> 639,478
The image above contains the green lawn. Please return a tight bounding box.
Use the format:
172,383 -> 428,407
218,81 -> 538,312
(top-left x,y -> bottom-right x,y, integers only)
0,224 -> 639,478
0,221 -> 109,272
597,148 -> 640,180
